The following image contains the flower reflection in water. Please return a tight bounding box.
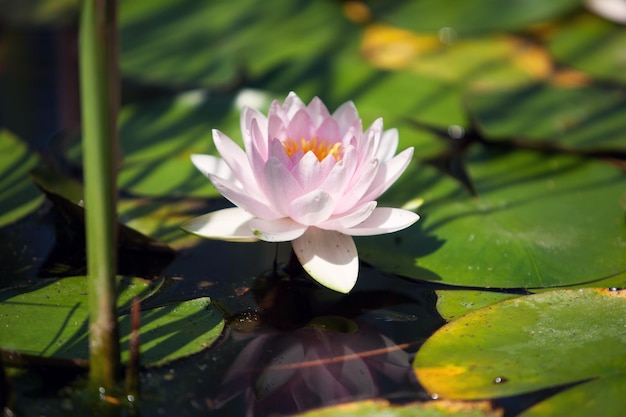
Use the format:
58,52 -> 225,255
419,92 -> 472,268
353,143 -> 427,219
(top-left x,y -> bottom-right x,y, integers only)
210,315 -> 418,417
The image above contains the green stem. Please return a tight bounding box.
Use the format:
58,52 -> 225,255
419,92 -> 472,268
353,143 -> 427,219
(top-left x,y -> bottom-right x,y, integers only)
79,0 -> 121,389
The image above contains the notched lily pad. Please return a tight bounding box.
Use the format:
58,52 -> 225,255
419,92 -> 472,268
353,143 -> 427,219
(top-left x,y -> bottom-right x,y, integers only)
0,276 -> 224,366
414,288 -> 626,400
294,398 -> 502,417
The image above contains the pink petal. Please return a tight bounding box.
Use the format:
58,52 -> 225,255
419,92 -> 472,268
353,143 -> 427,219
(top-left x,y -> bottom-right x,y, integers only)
306,96 -> 331,127
190,154 -> 236,182
287,109 -> 315,141
180,207 -> 258,242
334,159 -> 379,213
332,101 -> 360,128
212,130 -> 258,191
282,92 -> 307,119
316,117 -> 341,142
288,189 -> 335,225
263,156 -> 304,213
241,106 -> 267,153
318,201 -> 377,230
377,128 -> 399,162
358,147 -> 414,203
292,228 -> 359,293
319,146 -> 357,200
248,118 -> 270,178
209,175 -> 282,219
338,207 -> 419,236
291,151 -> 335,191
249,217 -> 307,242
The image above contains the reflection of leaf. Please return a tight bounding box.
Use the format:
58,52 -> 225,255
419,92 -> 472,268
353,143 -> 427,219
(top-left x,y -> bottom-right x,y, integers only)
0,276 -> 224,366
414,289 -> 626,401
37,188 -> 175,278
360,148 -> 626,288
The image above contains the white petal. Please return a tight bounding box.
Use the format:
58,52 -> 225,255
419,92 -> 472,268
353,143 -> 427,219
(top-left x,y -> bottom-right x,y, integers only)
249,217 -> 307,242
191,154 -> 236,182
339,207 -> 419,236
292,228 -> 359,293
288,189 -> 335,225
180,208 -> 258,242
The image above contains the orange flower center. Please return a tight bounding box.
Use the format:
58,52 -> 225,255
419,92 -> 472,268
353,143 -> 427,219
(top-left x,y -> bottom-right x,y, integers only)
283,137 -> 343,162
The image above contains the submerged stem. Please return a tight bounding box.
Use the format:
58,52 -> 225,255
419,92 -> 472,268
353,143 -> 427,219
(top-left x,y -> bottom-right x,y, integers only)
79,0 -> 121,389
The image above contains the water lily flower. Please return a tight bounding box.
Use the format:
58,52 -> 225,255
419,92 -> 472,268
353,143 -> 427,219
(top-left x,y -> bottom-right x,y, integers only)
182,92 -> 419,293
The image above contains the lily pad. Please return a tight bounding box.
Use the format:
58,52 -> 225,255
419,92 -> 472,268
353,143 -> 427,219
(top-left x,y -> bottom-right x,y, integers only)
120,0 -> 354,88
466,83 -> 626,152
518,374 -> 626,417
359,148 -> 626,288
413,288 -> 626,399
294,399 -> 502,417
435,290 -> 522,322
0,276 -> 224,366
365,0 -> 581,35
548,13 -> 626,85
0,130 -> 43,227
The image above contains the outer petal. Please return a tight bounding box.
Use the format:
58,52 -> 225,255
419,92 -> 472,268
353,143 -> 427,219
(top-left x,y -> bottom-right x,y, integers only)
292,228 -> 359,293
358,147 -> 414,203
191,154 -> 236,182
180,207 -> 258,242
209,175 -> 282,219
377,128 -> 399,162
249,217 -> 307,242
338,207 -> 419,236
212,129 -> 258,190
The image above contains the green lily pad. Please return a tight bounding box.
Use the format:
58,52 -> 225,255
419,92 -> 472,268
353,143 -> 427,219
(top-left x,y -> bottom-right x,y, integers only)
548,14 -> 626,85
120,0 -> 354,88
413,288 -> 626,399
365,0 -> 581,35
435,290 -> 522,322
359,148 -> 626,288
518,374 -> 626,417
294,399 -> 502,417
0,130 -> 43,227
466,83 -> 626,152
0,276 -> 224,366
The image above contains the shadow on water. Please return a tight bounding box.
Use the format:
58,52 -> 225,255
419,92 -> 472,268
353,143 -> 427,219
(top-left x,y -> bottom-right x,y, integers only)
134,256 -> 446,417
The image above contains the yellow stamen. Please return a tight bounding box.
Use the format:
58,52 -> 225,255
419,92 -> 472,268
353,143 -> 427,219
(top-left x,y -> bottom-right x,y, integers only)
283,137 -> 343,162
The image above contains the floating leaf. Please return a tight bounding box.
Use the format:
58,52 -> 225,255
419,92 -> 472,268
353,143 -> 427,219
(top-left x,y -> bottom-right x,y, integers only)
548,14 -> 626,85
467,83 -> 626,152
518,374 -> 626,417
364,0 -> 581,35
435,290 -> 523,322
120,0 -> 354,88
0,276 -> 224,366
360,148 -> 626,288
0,130 -> 43,227
413,288 -> 626,399
294,398 -> 502,417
